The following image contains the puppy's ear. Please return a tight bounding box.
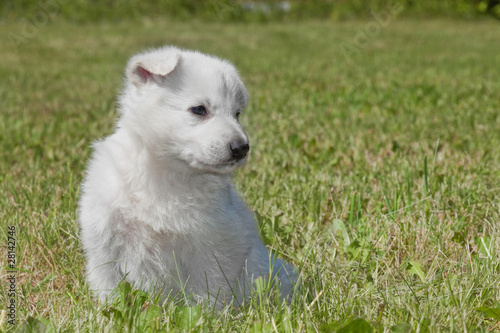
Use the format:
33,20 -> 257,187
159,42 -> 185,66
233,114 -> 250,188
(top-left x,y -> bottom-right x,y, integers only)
126,47 -> 181,88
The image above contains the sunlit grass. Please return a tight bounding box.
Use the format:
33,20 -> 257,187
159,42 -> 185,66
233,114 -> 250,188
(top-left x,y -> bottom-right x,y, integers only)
0,17 -> 499,332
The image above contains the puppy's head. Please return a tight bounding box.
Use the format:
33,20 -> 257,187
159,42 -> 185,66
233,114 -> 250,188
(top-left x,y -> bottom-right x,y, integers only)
118,46 -> 250,174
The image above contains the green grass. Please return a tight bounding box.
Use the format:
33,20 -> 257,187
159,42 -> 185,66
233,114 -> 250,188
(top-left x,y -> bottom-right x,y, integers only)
1,17 -> 500,332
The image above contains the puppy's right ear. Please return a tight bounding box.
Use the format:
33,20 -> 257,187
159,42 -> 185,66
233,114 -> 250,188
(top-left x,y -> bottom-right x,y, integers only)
126,47 -> 181,88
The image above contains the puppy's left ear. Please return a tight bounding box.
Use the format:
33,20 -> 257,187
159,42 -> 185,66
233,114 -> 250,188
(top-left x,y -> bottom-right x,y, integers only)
126,47 -> 181,88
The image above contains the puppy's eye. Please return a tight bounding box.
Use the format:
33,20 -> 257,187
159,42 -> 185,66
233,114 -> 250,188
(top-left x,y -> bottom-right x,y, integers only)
190,105 -> 207,116
236,111 -> 241,119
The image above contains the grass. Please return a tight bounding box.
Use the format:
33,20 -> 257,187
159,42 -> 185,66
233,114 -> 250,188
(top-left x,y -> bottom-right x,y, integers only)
1,16 -> 500,332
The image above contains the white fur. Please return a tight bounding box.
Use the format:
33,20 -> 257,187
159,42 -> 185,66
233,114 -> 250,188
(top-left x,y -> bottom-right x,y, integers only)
78,46 -> 296,307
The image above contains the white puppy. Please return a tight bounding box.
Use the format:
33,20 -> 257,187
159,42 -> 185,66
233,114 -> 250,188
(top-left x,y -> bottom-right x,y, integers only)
78,46 -> 296,307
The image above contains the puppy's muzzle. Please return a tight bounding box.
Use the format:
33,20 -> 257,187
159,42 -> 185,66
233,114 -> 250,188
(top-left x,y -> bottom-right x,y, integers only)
229,140 -> 250,161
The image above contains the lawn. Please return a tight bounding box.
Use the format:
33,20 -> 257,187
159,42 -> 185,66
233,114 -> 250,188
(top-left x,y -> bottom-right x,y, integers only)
0,16 -> 499,332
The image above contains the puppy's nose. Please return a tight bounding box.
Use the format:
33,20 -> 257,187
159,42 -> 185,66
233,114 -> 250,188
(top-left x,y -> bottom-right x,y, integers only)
229,140 -> 250,160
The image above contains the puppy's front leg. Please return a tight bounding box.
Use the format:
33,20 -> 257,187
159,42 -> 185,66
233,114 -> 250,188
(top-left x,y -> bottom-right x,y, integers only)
85,247 -> 125,302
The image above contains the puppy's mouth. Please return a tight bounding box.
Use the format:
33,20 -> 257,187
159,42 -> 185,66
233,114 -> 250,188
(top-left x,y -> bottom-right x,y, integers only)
191,158 -> 246,174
